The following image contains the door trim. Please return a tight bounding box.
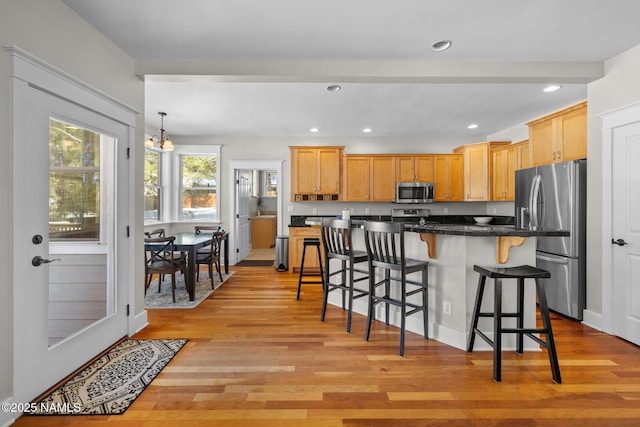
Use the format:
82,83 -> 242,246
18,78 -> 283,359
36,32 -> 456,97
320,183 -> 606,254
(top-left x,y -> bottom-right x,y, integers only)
227,160 -> 283,265
599,102 -> 640,335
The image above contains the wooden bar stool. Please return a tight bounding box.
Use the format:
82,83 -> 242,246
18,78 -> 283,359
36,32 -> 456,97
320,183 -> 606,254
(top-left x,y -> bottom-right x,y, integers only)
296,237 -> 325,300
466,264 -> 561,383
363,221 -> 429,356
320,218 -> 369,333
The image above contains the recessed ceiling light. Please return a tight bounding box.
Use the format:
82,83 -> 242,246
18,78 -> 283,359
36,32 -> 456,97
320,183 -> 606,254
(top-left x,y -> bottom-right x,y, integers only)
310,128 -> 319,133
431,40 -> 452,52
543,85 -> 561,93
326,84 -> 342,92
362,128 -> 372,133
467,124 -> 478,129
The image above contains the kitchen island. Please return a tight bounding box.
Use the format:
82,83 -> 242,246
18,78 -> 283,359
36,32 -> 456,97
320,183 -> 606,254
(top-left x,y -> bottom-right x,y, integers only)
308,218 -> 569,351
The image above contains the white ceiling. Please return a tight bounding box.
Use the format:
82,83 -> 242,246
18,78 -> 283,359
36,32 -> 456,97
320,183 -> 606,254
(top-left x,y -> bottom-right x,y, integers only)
63,0 -> 640,140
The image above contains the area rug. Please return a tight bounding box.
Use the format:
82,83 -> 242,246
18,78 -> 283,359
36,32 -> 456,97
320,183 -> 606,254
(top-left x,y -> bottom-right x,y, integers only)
30,339 -> 187,415
145,271 -> 234,309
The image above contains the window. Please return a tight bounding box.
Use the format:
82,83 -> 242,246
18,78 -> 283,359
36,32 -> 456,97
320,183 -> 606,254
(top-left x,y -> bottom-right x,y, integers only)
144,150 -> 161,222
264,171 -> 278,197
180,154 -> 217,221
49,118 -> 105,240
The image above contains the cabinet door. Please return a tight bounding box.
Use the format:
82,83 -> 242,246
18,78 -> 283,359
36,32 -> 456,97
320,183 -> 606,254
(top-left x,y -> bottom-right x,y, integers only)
559,105 -> 587,161
464,144 -> 490,201
517,141 -> 530,170
291,147 -> 318,195
414,156 -> 434,182
343,156 -> 370,201
395,156 -> 416,182
317,147 -> 342,194
504,147 -> 518,201
370,156 -> 396,201
434,156 -> 450,201
289,227 -> 321,272
492,149 -> 507,201
530,118 -> 555,166
448,155 -> 464,201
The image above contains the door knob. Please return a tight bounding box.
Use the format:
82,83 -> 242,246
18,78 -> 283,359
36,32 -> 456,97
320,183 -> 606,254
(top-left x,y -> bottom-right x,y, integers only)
32,256 -> 61,266
611,238 -> 628,246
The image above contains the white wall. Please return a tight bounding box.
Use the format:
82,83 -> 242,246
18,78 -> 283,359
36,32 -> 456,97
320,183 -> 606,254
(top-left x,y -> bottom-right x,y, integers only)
586,44 -> 640,318
0,0 -> 143,414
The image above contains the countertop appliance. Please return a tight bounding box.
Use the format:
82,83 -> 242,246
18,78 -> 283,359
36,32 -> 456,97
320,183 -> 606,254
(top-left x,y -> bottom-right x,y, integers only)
515,159 -> 586,320
396,182 -> 434,204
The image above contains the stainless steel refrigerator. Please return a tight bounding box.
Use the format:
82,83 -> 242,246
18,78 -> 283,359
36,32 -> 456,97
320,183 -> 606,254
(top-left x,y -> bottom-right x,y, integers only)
515,159 -> 586,320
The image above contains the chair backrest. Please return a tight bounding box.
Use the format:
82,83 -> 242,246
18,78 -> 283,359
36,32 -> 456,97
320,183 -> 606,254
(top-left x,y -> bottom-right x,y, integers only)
208,231 -> 224,258
145,228 -> 165,238
195,225 -> 222,235
144,236 -> 176,265
363,221 -> 406,267
321,218 -> 354,259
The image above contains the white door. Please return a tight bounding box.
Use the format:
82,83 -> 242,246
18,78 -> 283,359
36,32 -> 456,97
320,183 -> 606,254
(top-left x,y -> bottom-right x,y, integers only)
235,170 -> 252,261
12,80 -> 129,402
611,121 -> 640,346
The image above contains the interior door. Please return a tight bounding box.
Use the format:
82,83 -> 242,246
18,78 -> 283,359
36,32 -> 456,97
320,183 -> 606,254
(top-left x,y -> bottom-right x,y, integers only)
611,121 -> 640,346
235,170 -> 251,261
12,81 -> 129,402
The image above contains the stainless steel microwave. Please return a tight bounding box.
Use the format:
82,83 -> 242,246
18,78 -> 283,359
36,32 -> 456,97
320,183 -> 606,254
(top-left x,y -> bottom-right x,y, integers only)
396,182 -> 434,204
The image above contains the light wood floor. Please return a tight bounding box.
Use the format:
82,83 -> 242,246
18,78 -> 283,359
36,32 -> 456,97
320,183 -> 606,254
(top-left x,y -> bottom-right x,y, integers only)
15,266 -> 640,426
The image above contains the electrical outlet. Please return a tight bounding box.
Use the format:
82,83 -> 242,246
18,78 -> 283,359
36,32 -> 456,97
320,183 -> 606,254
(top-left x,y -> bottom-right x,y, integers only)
365,207 -> 370,214
287,205 -> 294,212
443,301 -> 452,316
444,207 -> 449,214
312,208 -> 318,214
493,207 -> 497,214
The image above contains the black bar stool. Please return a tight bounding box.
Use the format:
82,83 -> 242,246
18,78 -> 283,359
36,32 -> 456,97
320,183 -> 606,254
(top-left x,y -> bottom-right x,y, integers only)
466,264 -> 561,383
363,221 -> 429,356
296,237 -> 325,300
320,218 -> 369,333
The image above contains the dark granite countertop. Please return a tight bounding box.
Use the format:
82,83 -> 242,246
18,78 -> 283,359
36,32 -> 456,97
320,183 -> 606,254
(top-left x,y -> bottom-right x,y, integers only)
297,215 -> 568,237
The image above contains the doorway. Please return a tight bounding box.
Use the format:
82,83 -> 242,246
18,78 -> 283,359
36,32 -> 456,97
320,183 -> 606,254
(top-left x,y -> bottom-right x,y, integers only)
227,161 -> 283,265
10,50 -> 134,403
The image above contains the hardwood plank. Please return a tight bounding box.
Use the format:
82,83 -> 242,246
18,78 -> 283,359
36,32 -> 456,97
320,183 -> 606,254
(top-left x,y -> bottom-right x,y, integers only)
13,265 -> 640,427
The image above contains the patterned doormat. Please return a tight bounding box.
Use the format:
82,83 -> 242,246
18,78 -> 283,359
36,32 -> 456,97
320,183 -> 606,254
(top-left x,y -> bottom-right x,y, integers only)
29,339 -> 187,415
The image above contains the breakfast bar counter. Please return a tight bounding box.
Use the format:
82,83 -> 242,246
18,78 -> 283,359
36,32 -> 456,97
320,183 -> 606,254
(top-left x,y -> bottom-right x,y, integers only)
308,217 -> 569,351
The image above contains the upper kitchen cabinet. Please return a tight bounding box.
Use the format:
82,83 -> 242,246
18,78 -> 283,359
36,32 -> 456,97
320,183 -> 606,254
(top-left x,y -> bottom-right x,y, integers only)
395,155 -> 434,182
343,155 -> 396,202
527,101 -> 587,166
290,146 -> 344,201
433,154 -> 464,201
491,140 -> 528,201
455,141 -> 510,201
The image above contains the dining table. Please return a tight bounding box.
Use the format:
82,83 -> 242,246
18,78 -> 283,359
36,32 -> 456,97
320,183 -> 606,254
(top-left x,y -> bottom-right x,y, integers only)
151,231 -> 229,301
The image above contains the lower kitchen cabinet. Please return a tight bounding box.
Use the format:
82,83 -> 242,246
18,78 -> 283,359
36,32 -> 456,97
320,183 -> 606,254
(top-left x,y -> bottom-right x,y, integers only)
251,216 -> 277,248
289,226 -> 323,273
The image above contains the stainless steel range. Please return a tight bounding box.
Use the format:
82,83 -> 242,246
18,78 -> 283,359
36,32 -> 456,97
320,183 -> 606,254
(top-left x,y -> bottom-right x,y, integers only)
391,208 -> 435,225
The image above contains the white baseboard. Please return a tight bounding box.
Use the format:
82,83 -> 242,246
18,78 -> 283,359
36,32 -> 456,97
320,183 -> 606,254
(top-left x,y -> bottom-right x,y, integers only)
129,309 -> 149,336
581,309 -> 603,331
0,397 -> 17,427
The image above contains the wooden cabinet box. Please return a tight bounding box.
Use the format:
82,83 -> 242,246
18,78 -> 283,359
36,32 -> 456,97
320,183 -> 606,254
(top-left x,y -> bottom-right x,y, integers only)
290,146 -> 344,201
288,226 -> 323,273
433,154 -> 464,201
491,141 -> 529,201
343,155 -> 396,202
395,155 -> 434,182
455,141 -> 510,201
251,216 -> 276,249
528,101 -> 587,166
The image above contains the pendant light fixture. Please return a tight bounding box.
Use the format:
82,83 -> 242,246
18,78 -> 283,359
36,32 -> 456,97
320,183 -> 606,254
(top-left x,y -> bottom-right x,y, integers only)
144,112 -> 174,151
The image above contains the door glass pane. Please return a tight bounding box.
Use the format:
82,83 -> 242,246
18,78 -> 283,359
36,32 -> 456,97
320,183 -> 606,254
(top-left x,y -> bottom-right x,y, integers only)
48,118 -> 114,347
49,119 -> 100,240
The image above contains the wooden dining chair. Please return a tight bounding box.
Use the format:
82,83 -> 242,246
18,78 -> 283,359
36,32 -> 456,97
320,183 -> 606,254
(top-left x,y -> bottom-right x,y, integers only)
144,236 -> 188,303
195,231 -> 224,287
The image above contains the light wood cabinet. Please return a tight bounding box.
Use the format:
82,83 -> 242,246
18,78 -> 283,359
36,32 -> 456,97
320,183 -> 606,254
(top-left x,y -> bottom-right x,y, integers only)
343,155 -> 396,202
491,140 -> 530,201
528,101 -> 587,166
395,155 -> 434,182
455,141 -> 510,201
251,216 -> 277,249
290,146 -> 344,201
289,226 -> 323,273
433,154 -> 464,201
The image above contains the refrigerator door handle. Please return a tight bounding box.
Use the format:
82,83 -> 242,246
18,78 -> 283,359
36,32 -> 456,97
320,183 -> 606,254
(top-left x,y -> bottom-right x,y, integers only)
530,175 -> 542,227
536,253 -> 570,265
